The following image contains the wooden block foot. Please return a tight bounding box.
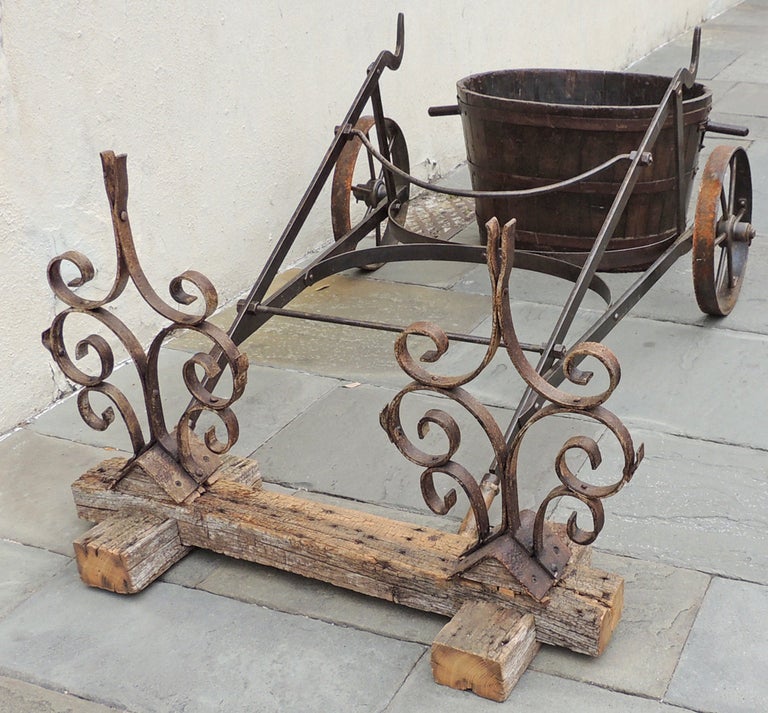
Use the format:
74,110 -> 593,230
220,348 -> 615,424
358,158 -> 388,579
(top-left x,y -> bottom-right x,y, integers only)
73,512 -> 190,593
431,601 -> 539,701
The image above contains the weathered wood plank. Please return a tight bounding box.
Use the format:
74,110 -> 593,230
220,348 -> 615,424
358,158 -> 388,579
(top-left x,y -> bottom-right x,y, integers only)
73,513 -> 190,593
71,456 -> 623,656
72,455 -> 262,523
431,602 -> 539,701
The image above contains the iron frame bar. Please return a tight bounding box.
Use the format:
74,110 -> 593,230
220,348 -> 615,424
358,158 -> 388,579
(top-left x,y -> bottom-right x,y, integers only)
225,17 -> 704,459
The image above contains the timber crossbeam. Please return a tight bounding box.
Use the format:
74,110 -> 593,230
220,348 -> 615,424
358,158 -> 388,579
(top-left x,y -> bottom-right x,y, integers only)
73,454 -> 623,699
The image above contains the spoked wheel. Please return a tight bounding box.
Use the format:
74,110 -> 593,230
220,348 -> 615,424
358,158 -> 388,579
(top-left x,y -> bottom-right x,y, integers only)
693,145 -> 755,316
331,116 -> 410,270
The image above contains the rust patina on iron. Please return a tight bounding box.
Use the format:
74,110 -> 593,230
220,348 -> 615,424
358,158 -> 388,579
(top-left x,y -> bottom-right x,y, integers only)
43,151 -> 249,503
693,145 -> 754,316
43,15 -> 755,603
380,219 -> 643,600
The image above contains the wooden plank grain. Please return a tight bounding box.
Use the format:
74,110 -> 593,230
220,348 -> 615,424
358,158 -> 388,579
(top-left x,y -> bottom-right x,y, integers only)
431,602 -> 539,701
73,513 -> 190,593
71,455 -> 623,655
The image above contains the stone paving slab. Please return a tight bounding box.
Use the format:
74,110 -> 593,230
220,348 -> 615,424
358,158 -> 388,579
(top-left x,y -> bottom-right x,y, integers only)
604,249 -> 768,339
587,428 -> 768,584
385,660 -> 677,712
169,274 -> 490,388
701,77 -> 739,104
627,42 -> 741,80
451,263 -> 616,312
666,577 -> 768,713
187,541 -> 710,700
747,136 -> 768,207
455,235 -> 768,339
0,430 -> 119,556
414,306 -> 602,411
707,0 -> 768,27
364,258 -> 476,290
716,53 -> 768,83
0,676 -> 124,713
0,570 -> 425,713
602,314 -> 768,450
157,549 -> 227,589
0,541 -> 69,620
408,295 -> 768,453
671,18 -> 768,52
29,351 -> 339,457
532,551 -> 710,698
715,82 -> 768,117
195,557 -> 448,646
252,383 -> 600,516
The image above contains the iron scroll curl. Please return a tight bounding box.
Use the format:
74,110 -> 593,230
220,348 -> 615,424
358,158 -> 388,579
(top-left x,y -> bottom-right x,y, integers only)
43,151 -> 248,489
381,217 -> 643,593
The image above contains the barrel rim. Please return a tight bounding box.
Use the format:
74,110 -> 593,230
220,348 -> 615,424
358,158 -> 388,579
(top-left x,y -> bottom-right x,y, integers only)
456,68 -> 712,115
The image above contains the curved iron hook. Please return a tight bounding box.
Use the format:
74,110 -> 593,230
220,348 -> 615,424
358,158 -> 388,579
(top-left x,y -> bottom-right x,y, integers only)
381,13 -> 405,70
682,25 -> 701,88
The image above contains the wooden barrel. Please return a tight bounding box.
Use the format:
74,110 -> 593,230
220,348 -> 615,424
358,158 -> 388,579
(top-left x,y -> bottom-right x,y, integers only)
457,69 -> 712,271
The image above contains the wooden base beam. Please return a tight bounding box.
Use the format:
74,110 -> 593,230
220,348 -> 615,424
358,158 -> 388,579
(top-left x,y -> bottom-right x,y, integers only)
71,454 -> 623,661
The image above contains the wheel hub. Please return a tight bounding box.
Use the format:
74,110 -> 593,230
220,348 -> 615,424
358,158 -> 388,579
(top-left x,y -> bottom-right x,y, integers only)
351,177 -> 386,208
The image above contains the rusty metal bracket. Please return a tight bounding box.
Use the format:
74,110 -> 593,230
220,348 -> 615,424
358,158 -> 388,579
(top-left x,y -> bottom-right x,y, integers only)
42,151 -> 248,503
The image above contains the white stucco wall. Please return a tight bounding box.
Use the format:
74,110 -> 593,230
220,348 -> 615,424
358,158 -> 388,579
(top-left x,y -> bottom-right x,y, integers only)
0,0 -> 738,434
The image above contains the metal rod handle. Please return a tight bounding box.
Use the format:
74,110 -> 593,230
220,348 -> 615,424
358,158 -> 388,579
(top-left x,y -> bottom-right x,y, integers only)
352,128 -> 637,199
705,120 -> 750,137
428,105 -> 460,117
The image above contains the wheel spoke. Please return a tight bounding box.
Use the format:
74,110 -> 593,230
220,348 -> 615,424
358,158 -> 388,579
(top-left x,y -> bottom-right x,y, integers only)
715,245 -> 728,291
720,189 -> 728,216
366,144 -> 376,182
727,160 -> 737,215
726,243 -> 735,289
713,231 -> 728,247
717,240 -> 735,290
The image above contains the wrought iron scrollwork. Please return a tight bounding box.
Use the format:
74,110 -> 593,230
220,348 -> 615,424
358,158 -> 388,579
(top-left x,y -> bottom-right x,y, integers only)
43,151 -> 248,500
381,217 -> 643,599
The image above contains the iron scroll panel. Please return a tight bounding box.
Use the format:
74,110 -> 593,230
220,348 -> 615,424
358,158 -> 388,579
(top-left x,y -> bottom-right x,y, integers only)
380,219 -> 643,600
43,151 -> 249,502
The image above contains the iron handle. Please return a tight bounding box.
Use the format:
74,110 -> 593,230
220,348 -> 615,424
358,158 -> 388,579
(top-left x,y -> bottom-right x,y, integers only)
705,119 -> 750,137
428,104 -> 460,117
